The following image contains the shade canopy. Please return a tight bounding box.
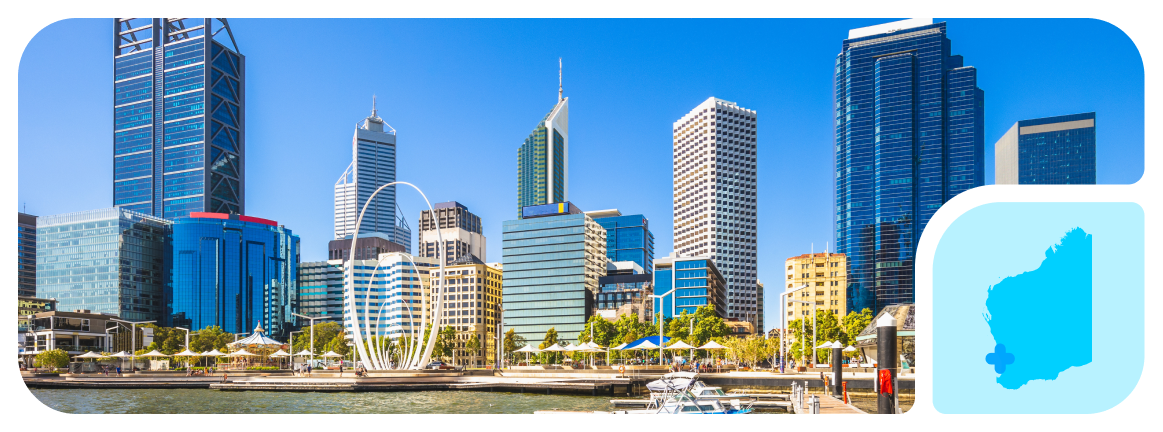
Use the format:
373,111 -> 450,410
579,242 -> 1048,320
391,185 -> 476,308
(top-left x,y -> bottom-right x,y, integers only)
109,351 -> 131,358
612,343 -> 628,350
665,341 -> 695,350
227,349 -> 256,357
844,345 -> 857,352
562,343 -> 579,351
139,350 -> 170,357
269,349 -> 290,357
622,335 -> 670,350
173,349 -> 201,357
293,350 -> 315,356
74,352 -> 106,358
542,343 -> 566,352
514,345 -> 540,353
228,323 -> 284,348
583,341 -> 602,349
627,340 -> 658,350
320,351 -> 343,358
697,341 -> 726,350
203,349 -> 226,357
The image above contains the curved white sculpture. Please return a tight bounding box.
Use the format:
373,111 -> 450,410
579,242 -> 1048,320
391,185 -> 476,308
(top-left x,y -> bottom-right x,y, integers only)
344,181 -> 446,370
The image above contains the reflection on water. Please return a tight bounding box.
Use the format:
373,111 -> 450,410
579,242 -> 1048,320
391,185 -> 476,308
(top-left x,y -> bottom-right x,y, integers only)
30,389 -> 615,414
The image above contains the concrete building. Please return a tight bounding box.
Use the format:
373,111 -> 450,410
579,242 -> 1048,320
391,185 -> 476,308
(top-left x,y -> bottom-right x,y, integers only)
429,257 -> 503,366
343,252 -> 435,341
18,212 -> 37,297
785,252 -> 848,327
995,112 -> 1096,185
672,97 -> 760,328
502,202 -> 606,342
516,60 -> 569,219
36,207 -> 171,322
298,260 -> 344,321
653,253 -> 728,320
23,309 -> 115,357
334,98 -> 411,252
112,18 -> 245,218
589,209 -> 655,274
595,261 -> 652,322
418,201 -> 486,266
328,233 -> 406,261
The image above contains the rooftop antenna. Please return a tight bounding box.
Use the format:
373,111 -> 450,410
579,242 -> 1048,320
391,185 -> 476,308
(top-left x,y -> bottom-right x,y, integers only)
372,94 -> 378,118
558,57 -> 563,103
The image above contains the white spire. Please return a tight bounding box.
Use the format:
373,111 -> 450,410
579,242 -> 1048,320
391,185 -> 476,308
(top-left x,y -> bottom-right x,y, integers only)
372,94 -> 377,118
558,57 -> 563,103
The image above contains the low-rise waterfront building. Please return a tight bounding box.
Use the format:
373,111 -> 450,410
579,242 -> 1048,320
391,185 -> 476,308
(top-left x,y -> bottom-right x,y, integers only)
22,309 -> 114,357
502,202 -> 606,342
418,201 -> 486,266
36,207 -> 171,322
430,257 -> 502,366
652,253 -> 727,320
785,252 -> 847,326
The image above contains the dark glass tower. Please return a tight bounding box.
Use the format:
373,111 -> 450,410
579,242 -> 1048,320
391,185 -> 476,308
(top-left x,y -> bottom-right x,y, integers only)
590,211 -> 655,274
995,113 -> 1096,185
113,19 -> 244,218
834,20 -> 985,313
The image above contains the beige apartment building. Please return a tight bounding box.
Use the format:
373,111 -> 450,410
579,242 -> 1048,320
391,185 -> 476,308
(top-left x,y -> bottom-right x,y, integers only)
429,258 -> 503,367
785,252 -> 847,327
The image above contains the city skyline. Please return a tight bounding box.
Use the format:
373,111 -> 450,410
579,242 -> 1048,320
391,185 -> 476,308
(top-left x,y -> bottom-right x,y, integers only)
18,18 -> 1145,331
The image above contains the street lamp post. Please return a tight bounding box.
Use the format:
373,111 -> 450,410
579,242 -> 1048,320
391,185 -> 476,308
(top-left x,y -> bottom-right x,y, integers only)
648,287 -> 677,366
292,313 -> 327,366
496,307 -> 505,370
175,327 -> 195,369
109,318 -> 155,374
782,284 -> 815,368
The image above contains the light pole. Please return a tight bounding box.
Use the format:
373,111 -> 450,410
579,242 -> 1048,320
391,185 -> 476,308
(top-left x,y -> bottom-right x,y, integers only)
689,317 -> 695,365
292,313 -> 327,366
109,318 -> 155,373
496,306 -> 505,370
175,327 -> 195,369
648,287 -> 677,366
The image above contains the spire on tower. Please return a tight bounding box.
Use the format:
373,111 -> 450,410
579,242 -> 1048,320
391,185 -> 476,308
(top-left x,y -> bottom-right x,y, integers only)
558,57 -> 563,103
372,94 -> 378,117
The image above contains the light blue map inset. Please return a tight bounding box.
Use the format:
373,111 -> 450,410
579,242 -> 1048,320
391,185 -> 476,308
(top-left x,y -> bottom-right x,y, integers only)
933,202 -> 1143,414
983,227 -> 1092,389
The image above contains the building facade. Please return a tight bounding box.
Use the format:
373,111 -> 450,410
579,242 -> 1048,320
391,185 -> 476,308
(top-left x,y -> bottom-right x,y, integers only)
502,202 -> 606,342
429,259 -> 503,366
589,210 -> 655,274
343,252 -> 435,341
784,252 -> 848,327
36,207 -> 171,322
418,201 -> 486,266
113,18 -> 245,218
595,261 -> 652,322
653,253 -> 728,320
328,233 -> 406,261
19,212 -> 37,297
298,260 -> 344,320
516,73 -> 569,219
168,212 -> 299,338
23,310 -> 115,357
334,99 -> 412,252
995,112 -> 1096,185
18,297 -> 57,336
672,97 -> 760,328
834,19 -> 985,313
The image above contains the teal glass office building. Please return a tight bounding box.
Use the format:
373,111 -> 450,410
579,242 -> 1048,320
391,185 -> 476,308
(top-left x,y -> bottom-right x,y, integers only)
653,255 -> 726,319
593,213 -> 654,274
35,207 -> 172,322
168,212 -> 298,338
113,19 -> 245,218
502,202 -> 604,342
298,261 -> 344,320
834,19 -> 985,313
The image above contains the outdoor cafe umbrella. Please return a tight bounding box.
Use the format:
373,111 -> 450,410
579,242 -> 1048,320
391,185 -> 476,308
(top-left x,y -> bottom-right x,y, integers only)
320,351 -> 343,366
626,340 -> 658,364
269,349 -> 289,369
172,349 -> 201,369
514,345 -> 539,363
74,351 -> 106,360
611,343 -> 627,364
541,343 -> 567,364
665,341 -> 695,350
109,351 -> 131,370
138,350 -> 170,371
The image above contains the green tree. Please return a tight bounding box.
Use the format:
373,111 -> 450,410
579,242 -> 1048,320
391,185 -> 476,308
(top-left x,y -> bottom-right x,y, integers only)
324,332 -> 351,357
466,333 -> 481,366
665,310 -> 693,342
538,327 -> 559,364
34,348 -> 70,369
578,315 -> 617,347
190,325 -> 232,353
503,329 -> 525,363
292,321 -> 344,355
841,308 -> 873,359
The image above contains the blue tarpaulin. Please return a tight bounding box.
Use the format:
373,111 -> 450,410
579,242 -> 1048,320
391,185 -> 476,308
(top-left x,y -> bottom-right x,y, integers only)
622,335 -> 671,350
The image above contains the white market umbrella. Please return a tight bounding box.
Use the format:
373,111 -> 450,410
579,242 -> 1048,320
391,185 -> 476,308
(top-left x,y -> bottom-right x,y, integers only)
320,351 -> 343,357
109,351 -> 131,358
173,349 -> 201,357
630,340 -> 658,350
542,343 -> 566,364
697,341 -> 726,350
203,349 -> 226,357
74,352 -> 106,359
269,349 -> 289,357
665,341 -> 695,350
227,349 -> 256,357
139,350 -> 170,357
294,349 -> 314,357
844,345 -> 857,352
514,345 -> 539,363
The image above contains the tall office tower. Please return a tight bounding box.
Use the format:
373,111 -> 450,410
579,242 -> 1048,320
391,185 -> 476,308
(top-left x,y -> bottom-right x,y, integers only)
113,19 -> 245,218
429,259 -> 503,367
298,261 -> 345,320
168,212 -> 299,338
418,201 -> 486,266
18,212 -> 37,297
588,209 -> 655,274
335,98 -> 412,252
343,252 -> 435,341
516,61 -> 569,218
834,19 -> 985,313
784,252 -> 848,328
502,202 -> 606,342
756,280 -> 764,333
672,97 -> 759,327
995,113 -> 1096,185
36,208 -> 171,321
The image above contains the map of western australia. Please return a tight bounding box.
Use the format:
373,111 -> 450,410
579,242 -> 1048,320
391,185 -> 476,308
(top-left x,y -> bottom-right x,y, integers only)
983,227 -> 1092,389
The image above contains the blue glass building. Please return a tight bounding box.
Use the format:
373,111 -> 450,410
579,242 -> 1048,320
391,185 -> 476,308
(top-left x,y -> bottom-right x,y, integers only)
168,213 -> 298,338
502,202 -> 605,342
113,19 -> 244,218
995,113 -> 1096,185
590,210 -> 654,274
652,254 -> 727,319
834,19 -> 985,313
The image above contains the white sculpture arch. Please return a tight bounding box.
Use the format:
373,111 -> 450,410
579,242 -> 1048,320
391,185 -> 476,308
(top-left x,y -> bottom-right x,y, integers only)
344,181 -> 446,370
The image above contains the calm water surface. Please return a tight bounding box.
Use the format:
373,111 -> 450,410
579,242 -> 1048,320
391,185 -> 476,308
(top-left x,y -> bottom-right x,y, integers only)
30,388 -> 616,414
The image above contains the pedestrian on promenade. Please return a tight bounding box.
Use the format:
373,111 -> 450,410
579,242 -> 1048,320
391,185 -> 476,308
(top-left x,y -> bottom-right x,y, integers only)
339,361 -> 344,376
306,364 -> 312,377
116,366 -> 121,376
222,373 -> 228,383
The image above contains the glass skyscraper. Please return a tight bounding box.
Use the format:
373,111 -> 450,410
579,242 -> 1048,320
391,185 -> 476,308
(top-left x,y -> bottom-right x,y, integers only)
298,261 -> 345,320
995,112 -> 1096,185
502,202 -> 606,342
168,212 -> 299,338
590,210 -> 655,274
516,71 -> 569,219
113,19 -> 245,218
834,19 -> 985,313
36,207 -> 171,321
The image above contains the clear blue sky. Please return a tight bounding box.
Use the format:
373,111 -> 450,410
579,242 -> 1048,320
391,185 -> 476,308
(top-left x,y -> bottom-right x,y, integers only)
18,19 -> 1143,331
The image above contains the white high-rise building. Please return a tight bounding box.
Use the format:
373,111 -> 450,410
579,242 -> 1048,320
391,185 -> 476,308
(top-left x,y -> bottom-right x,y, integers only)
335,97 -> 412,252
671,97 -> 759,329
